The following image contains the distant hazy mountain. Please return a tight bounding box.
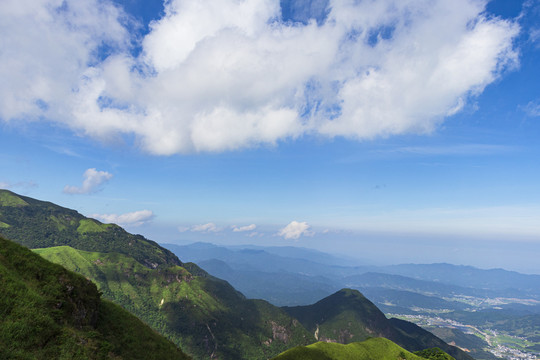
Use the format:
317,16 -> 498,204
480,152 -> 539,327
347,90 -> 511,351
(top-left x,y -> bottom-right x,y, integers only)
0,235 -> 188,360
166,241 -> 540,306
198,258 -> 340,306
163,242 -> 370,277
380,263 -> 540,296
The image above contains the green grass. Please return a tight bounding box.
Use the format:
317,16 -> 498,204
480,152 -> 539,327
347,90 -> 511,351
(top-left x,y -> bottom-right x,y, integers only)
0,236 -> 189,360
273,337 -> 427,360
414,348 -> 455,360
0,191 -> 28,206
49,215 -> 68,231
0,221 -> 10,228
77,219 -> 111,234
35,245 -> 313,359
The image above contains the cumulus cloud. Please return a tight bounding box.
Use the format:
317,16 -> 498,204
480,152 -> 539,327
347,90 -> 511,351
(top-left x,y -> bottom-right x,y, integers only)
232,224 -> 257,232
63,168 -> 113,194
0,0 -> 521,154
278,220 -> 313,240
190,222 -> 220,233
91,210 -> 154,226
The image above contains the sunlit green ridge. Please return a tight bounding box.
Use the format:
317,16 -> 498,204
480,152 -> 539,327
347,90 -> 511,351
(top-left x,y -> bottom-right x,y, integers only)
272,337 -> 455,360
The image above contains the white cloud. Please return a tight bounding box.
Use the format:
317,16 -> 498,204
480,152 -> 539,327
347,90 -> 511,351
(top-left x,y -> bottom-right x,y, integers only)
177,226 -> 190,233
278,220 -> 313,240
0,0 -> 520,154
190,222 -> 220,233
232,224 -> 257,232
0,181 -> 37,190
63,168 -> 113,194
523,100 -> 540,117
0,0 -> 129,122
91,210 -> 154,226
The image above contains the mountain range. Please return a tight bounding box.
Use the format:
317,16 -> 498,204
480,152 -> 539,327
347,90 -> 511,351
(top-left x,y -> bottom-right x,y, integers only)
162,242 -> 540,359
0,190 -> 477,359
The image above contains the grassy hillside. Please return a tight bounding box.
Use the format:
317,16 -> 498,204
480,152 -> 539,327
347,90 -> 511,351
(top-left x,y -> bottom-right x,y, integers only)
35,245 -> 313,359
0,236 -> 188,360
0,189 -> 180,268
284,289 -> 473,360
272,337 -> 444,360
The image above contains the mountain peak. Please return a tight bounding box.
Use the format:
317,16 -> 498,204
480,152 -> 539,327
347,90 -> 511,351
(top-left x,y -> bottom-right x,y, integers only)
283,288 -> 472,360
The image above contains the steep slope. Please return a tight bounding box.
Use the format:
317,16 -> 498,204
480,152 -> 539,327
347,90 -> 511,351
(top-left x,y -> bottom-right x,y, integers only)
283,289 -> 473,360
0,236 -> 188,360
272,337 -> 450,360
0,190 -> 180,268
0,190 -> 313,359
35,246 -> 313,359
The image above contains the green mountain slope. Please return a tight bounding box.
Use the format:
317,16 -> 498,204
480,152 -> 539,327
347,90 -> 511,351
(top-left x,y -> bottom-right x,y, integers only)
0,190 -> 180,268
283,289 -> 473,360
0,190 -> 313,359
35,245 -> 313,359
0,236 -> 188,360
272,337 -> 450,360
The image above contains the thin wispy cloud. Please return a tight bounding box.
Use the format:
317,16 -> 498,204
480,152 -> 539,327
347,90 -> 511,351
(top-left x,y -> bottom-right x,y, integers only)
91,210 -> 154,226
0,181 -> 38,190
523,100 -> 540,117
0,0 -> 520,154
63,168 -> 113,194
232,224 -> 257,232
339,143 -> 517,164
385,144 -> 516,156
179,222 -> 221,233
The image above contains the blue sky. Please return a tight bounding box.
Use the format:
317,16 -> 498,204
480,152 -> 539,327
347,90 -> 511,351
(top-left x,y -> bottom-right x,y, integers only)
1,0 -> 540,273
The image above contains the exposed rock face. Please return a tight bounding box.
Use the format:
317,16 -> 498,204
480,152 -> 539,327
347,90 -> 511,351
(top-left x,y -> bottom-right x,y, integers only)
270,320 -> 291,343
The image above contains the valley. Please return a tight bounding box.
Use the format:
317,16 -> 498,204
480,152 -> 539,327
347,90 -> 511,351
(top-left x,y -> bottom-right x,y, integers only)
164,242 -> 540,360
0,190 -> 471,360
1,189 -> 538,360
391,313 -> 539,360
